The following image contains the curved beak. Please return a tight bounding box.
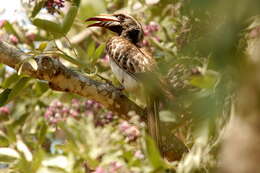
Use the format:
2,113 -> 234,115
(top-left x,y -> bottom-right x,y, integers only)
85,14 -> 120,27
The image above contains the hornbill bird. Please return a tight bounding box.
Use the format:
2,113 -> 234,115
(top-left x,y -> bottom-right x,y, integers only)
86,14 -> 174,153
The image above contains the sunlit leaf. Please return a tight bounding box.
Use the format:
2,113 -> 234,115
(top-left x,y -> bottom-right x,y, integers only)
17,140 -> 33,161
27,58 -> 38,71
159,110 -> 176,123
145,0 -> 160,5
190,72 -> 219,89
17,62 -> 24,75
42,155 -> 71,171
38,42 -> 48,52
0,147 -> 20,163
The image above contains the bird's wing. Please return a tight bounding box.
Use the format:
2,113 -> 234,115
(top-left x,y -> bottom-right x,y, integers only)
106,36 -> 173,98
106,36 -> 157,79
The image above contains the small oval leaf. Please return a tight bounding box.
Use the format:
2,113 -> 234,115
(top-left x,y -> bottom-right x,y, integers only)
7,77 -> 31,102
27,58 -> 38,71
38,42 -> 48,52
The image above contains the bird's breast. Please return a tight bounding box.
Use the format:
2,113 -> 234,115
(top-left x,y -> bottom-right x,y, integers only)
109,57 -> 140,92
106,36 -> 155,92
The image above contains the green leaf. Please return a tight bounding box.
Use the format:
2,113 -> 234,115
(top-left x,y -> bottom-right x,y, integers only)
38,42 -> 48,52
58,53 -> 88,69
18,58 -> 38,75
32,18 -> 63,34
3,21 -> 18,37
87,41 -> 96,60
92,44 -> 105,64
0,64 -> 6,80
7,77 -> 31,102
27,58 -> 38,71
0,135 -> 9,147
144,135 -> 167,170
17,63 -> 24,75
190,72 -> 219,89
35,81 -> 49,96
31,149 -> 44,172
0,148 -> 20,163
37,121 -> 48,145
6,125 -> 16,143
16,140 -> 32,161
2,74 -> 20,88
41,155 -> 70,171
31,0 -> 45,18
12,113 -> 30,128
0,89 -> 11,107
61,6 -> 78,34
159,110 -> 176,123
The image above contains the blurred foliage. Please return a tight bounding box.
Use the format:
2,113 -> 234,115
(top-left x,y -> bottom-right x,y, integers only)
0,0 -> 260,172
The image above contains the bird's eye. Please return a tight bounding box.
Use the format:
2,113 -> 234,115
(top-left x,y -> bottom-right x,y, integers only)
115,14 -> 125,21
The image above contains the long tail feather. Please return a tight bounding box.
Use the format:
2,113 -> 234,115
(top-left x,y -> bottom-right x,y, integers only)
146,96 -> 162,152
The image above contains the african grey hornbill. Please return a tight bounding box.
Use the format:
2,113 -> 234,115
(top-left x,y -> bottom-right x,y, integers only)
85,13 -> 174,152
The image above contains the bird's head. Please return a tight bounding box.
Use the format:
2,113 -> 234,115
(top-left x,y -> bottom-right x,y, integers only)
86,13 -> 144,44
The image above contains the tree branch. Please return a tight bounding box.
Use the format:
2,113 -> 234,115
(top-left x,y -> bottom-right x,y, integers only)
0,40 -> 188,162
0,40 -> 144,118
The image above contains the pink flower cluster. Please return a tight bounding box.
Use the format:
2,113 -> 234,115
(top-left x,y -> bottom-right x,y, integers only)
142,21 -> 161,47
119,121 -> 140,141
143,21 -> 160,36
91,162 -> 122,173
0,20 -> 7,28
26,33 -> 36,42
45,0 -> 65,14
0,19 -> 33,44
100,54 -> 109,65
9,35 -> 19,45
0,106 -> 10,115
90,151 -> 144,173
44,99 -> 114,125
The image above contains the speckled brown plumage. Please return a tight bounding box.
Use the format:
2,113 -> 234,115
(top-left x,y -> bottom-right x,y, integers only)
86,13 -> 167,155
106,36 -> 156,77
